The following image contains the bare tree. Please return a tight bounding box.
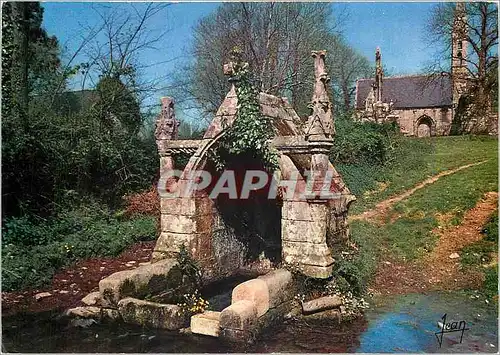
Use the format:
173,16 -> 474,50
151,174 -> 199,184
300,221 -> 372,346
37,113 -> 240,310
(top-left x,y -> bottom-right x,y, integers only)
328,35 -> 372,113
425,2 -> 498,132
79,3 -> 171,106
171,3 -> 350,123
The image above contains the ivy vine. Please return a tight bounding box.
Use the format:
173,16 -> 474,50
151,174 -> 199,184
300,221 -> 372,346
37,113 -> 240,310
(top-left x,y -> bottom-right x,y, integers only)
212,49 -> 279,172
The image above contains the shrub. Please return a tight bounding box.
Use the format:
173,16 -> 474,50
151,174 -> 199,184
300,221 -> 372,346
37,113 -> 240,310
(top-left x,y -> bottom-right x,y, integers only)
123,186 -> 160,218
2,205 -> 157,291
331,118 -> 400,165
332,222 -> 378,297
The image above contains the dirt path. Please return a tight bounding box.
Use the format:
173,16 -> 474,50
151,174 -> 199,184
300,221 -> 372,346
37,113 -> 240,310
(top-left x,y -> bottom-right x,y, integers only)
350,160 -> 488,223
1,241 -> 155,317
369,191 -> 498,295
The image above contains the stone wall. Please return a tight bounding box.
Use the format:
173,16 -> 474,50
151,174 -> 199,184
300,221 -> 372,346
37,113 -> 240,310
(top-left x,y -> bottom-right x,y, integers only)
390,107 -> 453,136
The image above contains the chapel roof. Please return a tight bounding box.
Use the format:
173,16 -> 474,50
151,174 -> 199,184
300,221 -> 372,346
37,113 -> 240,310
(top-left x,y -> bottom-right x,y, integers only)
355,74 -> 453,110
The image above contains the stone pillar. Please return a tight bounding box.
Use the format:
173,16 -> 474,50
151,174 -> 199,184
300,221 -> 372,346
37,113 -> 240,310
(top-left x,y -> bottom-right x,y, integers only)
155,97 -> 180,194
282,50 -> 338,279
153,98 -> 215,267
281,200 -> 333,278
152,193 -> 214,265
279,154 -> 334,278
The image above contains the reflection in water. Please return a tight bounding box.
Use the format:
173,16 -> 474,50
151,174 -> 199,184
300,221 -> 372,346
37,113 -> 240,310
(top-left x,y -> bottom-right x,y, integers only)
2,292 -> 497,353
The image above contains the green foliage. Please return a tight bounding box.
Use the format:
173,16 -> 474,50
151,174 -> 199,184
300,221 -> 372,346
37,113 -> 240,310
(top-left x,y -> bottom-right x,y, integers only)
392,158 -> 498,220
333,222 -> 380,295
460,211 -> 498,299
1,4 -> 159,218
94,76 -> 142,134
2,2 -> 62,118
213,50 -> 278,171
331,117 -> 400,165
175,244 -> 202,289
344,136 -> 497,215
332,117 -> 433,201
2,205 -> 157,292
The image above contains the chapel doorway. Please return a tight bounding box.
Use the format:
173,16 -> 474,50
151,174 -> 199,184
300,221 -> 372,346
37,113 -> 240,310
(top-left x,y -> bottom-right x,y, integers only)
416,115 -> 433,137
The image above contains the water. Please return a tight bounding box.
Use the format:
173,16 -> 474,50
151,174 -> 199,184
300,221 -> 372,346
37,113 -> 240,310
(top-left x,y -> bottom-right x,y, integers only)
2,292 -> 497,353
357,292 -> 498,353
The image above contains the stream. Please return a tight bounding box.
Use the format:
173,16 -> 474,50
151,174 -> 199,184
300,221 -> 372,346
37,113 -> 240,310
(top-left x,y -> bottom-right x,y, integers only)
2,291 -> 497,353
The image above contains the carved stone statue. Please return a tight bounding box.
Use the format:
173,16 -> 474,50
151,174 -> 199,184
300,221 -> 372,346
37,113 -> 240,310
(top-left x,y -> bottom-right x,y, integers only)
155,97 -> 179,154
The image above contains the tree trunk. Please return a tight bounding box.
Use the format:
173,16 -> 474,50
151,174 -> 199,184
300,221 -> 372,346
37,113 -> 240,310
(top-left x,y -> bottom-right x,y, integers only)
11,2 -> 30,125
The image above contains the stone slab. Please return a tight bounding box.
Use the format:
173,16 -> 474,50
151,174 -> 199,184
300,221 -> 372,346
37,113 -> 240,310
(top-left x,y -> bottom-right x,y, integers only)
81,291 -> 103,306
161,213 -> 212,234
282,241 -> 333,266
281,218 -> 327,244
65,306 -> 101,319
160,197 -> 213,216
118,298 -> 186,330
220,300 -> 258,331
99,258 -> 177,305
190,311 -> 221,337
232,279 -> 269,317
257,269 -> 294,308
281,201 -> 328,221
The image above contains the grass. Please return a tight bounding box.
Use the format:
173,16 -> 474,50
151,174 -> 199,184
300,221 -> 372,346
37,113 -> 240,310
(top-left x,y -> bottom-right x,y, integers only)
484,266 -> 498,299
346,136 -> 498,215
392,157 -> 497,223
460,210 -> 499,299
460,240 -> 496,266
347,136 -> 498,292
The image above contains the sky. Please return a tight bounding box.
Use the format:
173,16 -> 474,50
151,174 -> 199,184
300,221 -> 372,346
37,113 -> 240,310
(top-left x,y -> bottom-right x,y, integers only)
41,1 -> 442,122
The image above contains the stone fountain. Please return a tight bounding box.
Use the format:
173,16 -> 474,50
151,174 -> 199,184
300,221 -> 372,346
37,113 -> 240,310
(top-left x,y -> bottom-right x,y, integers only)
67,50 -> 356,342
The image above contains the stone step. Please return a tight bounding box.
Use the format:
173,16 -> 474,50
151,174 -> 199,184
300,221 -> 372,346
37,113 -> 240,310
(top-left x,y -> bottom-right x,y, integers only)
190,311 -> 221,337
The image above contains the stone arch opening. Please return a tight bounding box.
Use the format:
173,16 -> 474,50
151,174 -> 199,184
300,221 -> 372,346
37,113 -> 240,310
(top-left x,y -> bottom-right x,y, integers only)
205,151 -> 282,266
416,115 -> 434,137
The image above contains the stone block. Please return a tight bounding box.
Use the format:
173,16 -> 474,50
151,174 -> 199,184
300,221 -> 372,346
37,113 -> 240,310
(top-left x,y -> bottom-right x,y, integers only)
299,263 -> 333,279
81,291 -> 103,306
161,213 -> 212,234
232,279 -> 269,317
65,306 -> 101,319
99,258 -> 177,305
118,298 -> 186,330
154,232 -> 197,254
311,154 -> 330,171
160,197 -> 212,216
301,295 -> 342,314
281,201 -> 328,221
279,155 -> 302,181
282,241 -> 333,266
220,300 -> 258,331
257,269 -> 294,308
101,308 -> 121,321
154,231 -> 213,263
219,328 -> 254,343
190,311 -> 221,337
303,308 -> 341,322
281,218 -> 327,244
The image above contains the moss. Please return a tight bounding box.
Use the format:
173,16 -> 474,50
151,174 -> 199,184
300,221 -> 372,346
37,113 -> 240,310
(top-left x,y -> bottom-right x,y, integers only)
119,279 -> 137,297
